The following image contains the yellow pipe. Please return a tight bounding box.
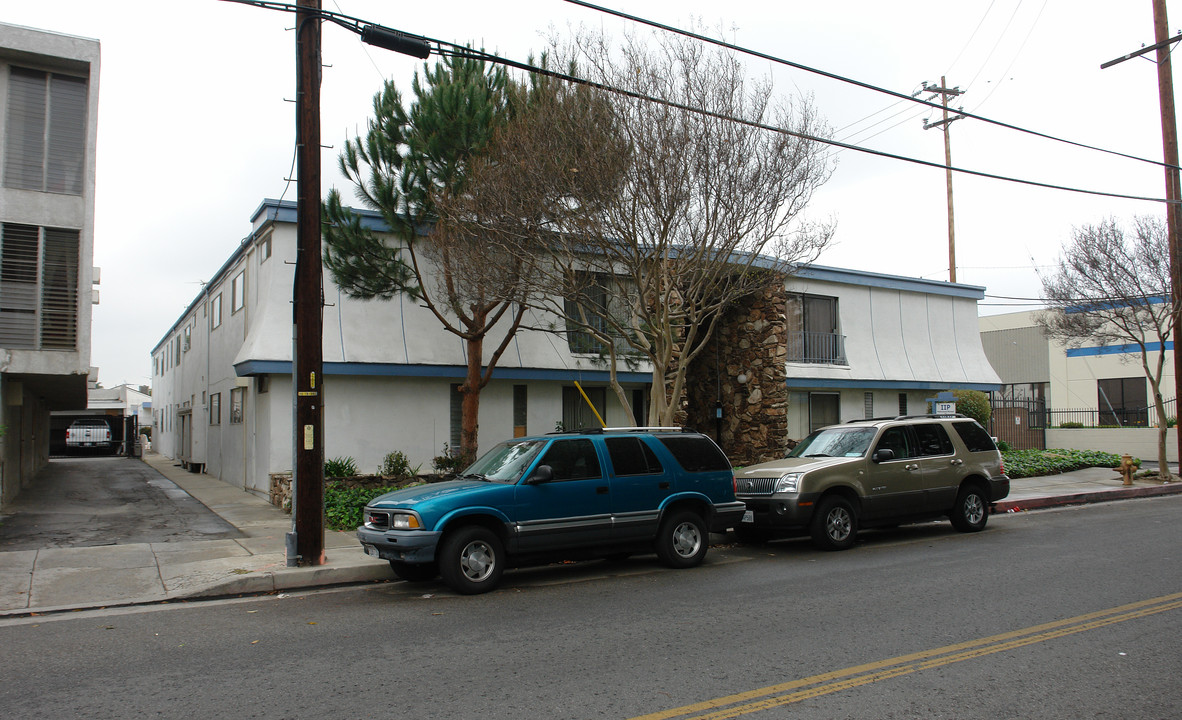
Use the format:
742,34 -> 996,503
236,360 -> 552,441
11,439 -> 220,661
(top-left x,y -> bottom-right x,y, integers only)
573,380 -> 607,427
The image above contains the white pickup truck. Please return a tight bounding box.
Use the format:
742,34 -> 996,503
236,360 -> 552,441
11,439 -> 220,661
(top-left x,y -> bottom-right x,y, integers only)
66,418 -> 112,449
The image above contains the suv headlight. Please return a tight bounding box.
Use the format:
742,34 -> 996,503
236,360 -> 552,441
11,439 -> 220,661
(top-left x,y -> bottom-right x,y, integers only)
775,473 -> 802,493
391,512 -> 422,530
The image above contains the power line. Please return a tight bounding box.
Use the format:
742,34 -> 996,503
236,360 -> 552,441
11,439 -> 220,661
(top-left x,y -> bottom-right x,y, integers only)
222,0 -> 1177,205
563,0 -> 1182,174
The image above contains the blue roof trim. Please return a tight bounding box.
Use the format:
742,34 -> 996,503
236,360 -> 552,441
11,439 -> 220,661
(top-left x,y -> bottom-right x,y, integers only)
784,377 -> 1000,392
792,264 -> 986,299
1066,341 -> 1173,357
234,360 -> 653,384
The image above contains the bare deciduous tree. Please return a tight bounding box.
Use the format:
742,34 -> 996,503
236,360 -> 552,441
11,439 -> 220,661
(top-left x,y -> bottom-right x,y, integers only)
1038,215 -> 1175,480
444,30 -> 836,425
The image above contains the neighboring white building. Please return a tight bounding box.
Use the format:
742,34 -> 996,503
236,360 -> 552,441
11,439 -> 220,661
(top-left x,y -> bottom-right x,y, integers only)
154,199 -> 1004,494
0,23 -> 100,508
980,308 -> 1176,423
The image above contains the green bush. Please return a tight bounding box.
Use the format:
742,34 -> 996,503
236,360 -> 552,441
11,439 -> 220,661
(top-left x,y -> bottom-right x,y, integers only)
432,443 -> 470,475
996,439 -> 1012,452
1060,421 -> 1084,429
324,456 -> 358,478
1001,448 -> 1136,479
324,481 -> 412,531
952,389 -> 991,425
379,450 -> 419,478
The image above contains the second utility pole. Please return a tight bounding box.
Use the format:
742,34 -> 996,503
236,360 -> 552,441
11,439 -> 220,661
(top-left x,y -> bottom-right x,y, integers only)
923,77 -> 964,283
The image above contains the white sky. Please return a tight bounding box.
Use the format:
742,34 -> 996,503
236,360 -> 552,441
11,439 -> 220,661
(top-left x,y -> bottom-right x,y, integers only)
3,1 -> 1175,388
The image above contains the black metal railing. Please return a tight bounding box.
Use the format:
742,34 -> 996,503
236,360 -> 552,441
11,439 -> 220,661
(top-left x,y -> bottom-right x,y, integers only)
786,331 -> 847,365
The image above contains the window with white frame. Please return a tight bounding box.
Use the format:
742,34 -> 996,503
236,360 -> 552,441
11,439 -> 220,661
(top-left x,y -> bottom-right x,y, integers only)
231,271 -> 245,312
211,293 -> 222,329
3,67 -> 88,195
230,387 -> 244,424
209,393 -> 221,425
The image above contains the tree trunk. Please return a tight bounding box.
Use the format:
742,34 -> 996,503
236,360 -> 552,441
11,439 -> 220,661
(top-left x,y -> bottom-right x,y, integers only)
460,335 -> 484,463
1151,388 -> 1174,481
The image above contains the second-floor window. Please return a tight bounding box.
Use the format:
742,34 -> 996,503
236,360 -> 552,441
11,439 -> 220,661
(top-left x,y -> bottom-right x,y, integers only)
786,293 -> 846,365
0,223 -> 79,350
231,271 -> 245,312
211,293 -> 222,329
4,67 -> 87,195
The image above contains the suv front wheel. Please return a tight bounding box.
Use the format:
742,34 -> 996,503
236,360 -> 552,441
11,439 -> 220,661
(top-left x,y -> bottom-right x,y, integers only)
811,495 -> 858,551
439,525 -> 505,594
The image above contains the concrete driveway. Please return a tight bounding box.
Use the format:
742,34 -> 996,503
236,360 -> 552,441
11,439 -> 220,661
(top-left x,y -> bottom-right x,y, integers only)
0,457 -> 241,551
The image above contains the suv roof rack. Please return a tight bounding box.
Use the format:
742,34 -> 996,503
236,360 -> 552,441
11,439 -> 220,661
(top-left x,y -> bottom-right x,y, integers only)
846,413 -> 971,424
547,426 -> 689,435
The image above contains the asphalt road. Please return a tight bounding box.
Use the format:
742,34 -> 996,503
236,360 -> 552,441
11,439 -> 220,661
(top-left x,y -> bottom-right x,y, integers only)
0,457 -> 240,550
1,496 -> 1179,719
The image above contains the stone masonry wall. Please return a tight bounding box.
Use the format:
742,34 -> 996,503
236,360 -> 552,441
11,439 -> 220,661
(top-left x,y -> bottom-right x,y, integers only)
684,278 -> 790,466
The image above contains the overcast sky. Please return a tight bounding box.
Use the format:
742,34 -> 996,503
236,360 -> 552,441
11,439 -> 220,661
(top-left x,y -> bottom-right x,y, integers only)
4,1 -> 1175,388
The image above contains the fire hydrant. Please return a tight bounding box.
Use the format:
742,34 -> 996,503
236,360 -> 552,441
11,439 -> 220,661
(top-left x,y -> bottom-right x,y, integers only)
1113,454 -> 1135,486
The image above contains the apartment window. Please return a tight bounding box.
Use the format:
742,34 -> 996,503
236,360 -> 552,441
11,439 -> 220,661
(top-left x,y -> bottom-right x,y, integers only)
4,67 -> 87,195
513,384 -> 527,437
209,393 -> 221,425
258,234 -> 272,262
182,325 -> 191,352
808,392 -> 840,433
564,272 -> 634,355
786,294 -> 846,365
211,293 -> 222,329
449,383 -> 463,449
0,223 -> 79,349
230,387 -> 244,424
231,271 -> 245,312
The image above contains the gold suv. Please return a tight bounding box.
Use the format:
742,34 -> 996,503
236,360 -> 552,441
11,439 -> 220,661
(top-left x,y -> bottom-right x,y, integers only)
734,415 -> 1010,550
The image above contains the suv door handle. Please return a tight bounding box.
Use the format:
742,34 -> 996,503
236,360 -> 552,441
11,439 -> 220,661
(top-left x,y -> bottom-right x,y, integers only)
906,463 -> 920,471
950,459 -> 964,466
658,481 -> 671,489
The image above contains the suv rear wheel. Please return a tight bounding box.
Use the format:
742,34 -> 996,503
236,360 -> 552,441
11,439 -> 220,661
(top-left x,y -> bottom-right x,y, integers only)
810,495 -> 857,551
438,526 -> 504,594
950,485 -> 989,532
655,510 -> 708,568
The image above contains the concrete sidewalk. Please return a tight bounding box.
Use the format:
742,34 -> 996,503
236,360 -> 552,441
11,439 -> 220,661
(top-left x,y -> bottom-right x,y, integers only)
1,455 -> 1180,617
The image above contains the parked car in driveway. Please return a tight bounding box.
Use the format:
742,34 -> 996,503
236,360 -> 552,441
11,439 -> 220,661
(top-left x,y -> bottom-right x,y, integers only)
357,427 -> 747,594
734,414 -> 1010,550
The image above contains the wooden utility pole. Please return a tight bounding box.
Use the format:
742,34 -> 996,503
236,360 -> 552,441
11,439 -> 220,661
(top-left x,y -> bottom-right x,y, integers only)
923,78 -> 964,283
1153,0 -> 1182,474
290,0 -> 325,566
1101,0 -> 1182,473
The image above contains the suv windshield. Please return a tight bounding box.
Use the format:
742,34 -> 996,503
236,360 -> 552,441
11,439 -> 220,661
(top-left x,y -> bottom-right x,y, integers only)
460,440 -> 545,483
787,427 -> 877,458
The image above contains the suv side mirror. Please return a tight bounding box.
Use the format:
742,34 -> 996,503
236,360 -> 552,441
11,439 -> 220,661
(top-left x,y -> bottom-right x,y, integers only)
525,464 -> 554,485
872,448 -> 895,463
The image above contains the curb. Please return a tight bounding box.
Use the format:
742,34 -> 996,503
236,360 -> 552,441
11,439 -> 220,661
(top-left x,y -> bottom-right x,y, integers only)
994,482 -> 1182,513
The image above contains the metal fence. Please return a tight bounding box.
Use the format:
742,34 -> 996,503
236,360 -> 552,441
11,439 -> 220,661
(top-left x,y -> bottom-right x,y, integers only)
990,397 -> 1176,431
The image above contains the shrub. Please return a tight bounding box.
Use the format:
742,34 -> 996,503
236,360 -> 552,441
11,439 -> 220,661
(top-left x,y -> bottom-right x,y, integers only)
432,443 -> 470,475
951,389 -> 991,426
379,450 -> 419,478
324,456 -> 358,478
1060,421 -> 1084,429
325,481 -> 407,531
1001,448 -> 1137,479
996,439 -> 1012,452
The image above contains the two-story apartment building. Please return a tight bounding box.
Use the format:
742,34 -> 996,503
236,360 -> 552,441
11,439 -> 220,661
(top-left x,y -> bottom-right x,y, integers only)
154,199 -> 1002,495
685,265 -> 1002,463
151,199 -> 653,498
0,23 -> 99,508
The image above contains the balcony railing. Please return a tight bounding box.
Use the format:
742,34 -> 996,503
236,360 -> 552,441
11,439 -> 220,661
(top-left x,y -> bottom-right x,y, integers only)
786,331 -> 848,365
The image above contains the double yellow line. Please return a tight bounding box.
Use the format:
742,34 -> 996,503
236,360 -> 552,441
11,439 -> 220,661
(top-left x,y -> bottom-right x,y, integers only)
631,591 -> 1182,720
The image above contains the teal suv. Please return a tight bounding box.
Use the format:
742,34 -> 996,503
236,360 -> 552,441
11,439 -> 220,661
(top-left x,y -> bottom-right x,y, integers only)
358,428 -> 746,594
